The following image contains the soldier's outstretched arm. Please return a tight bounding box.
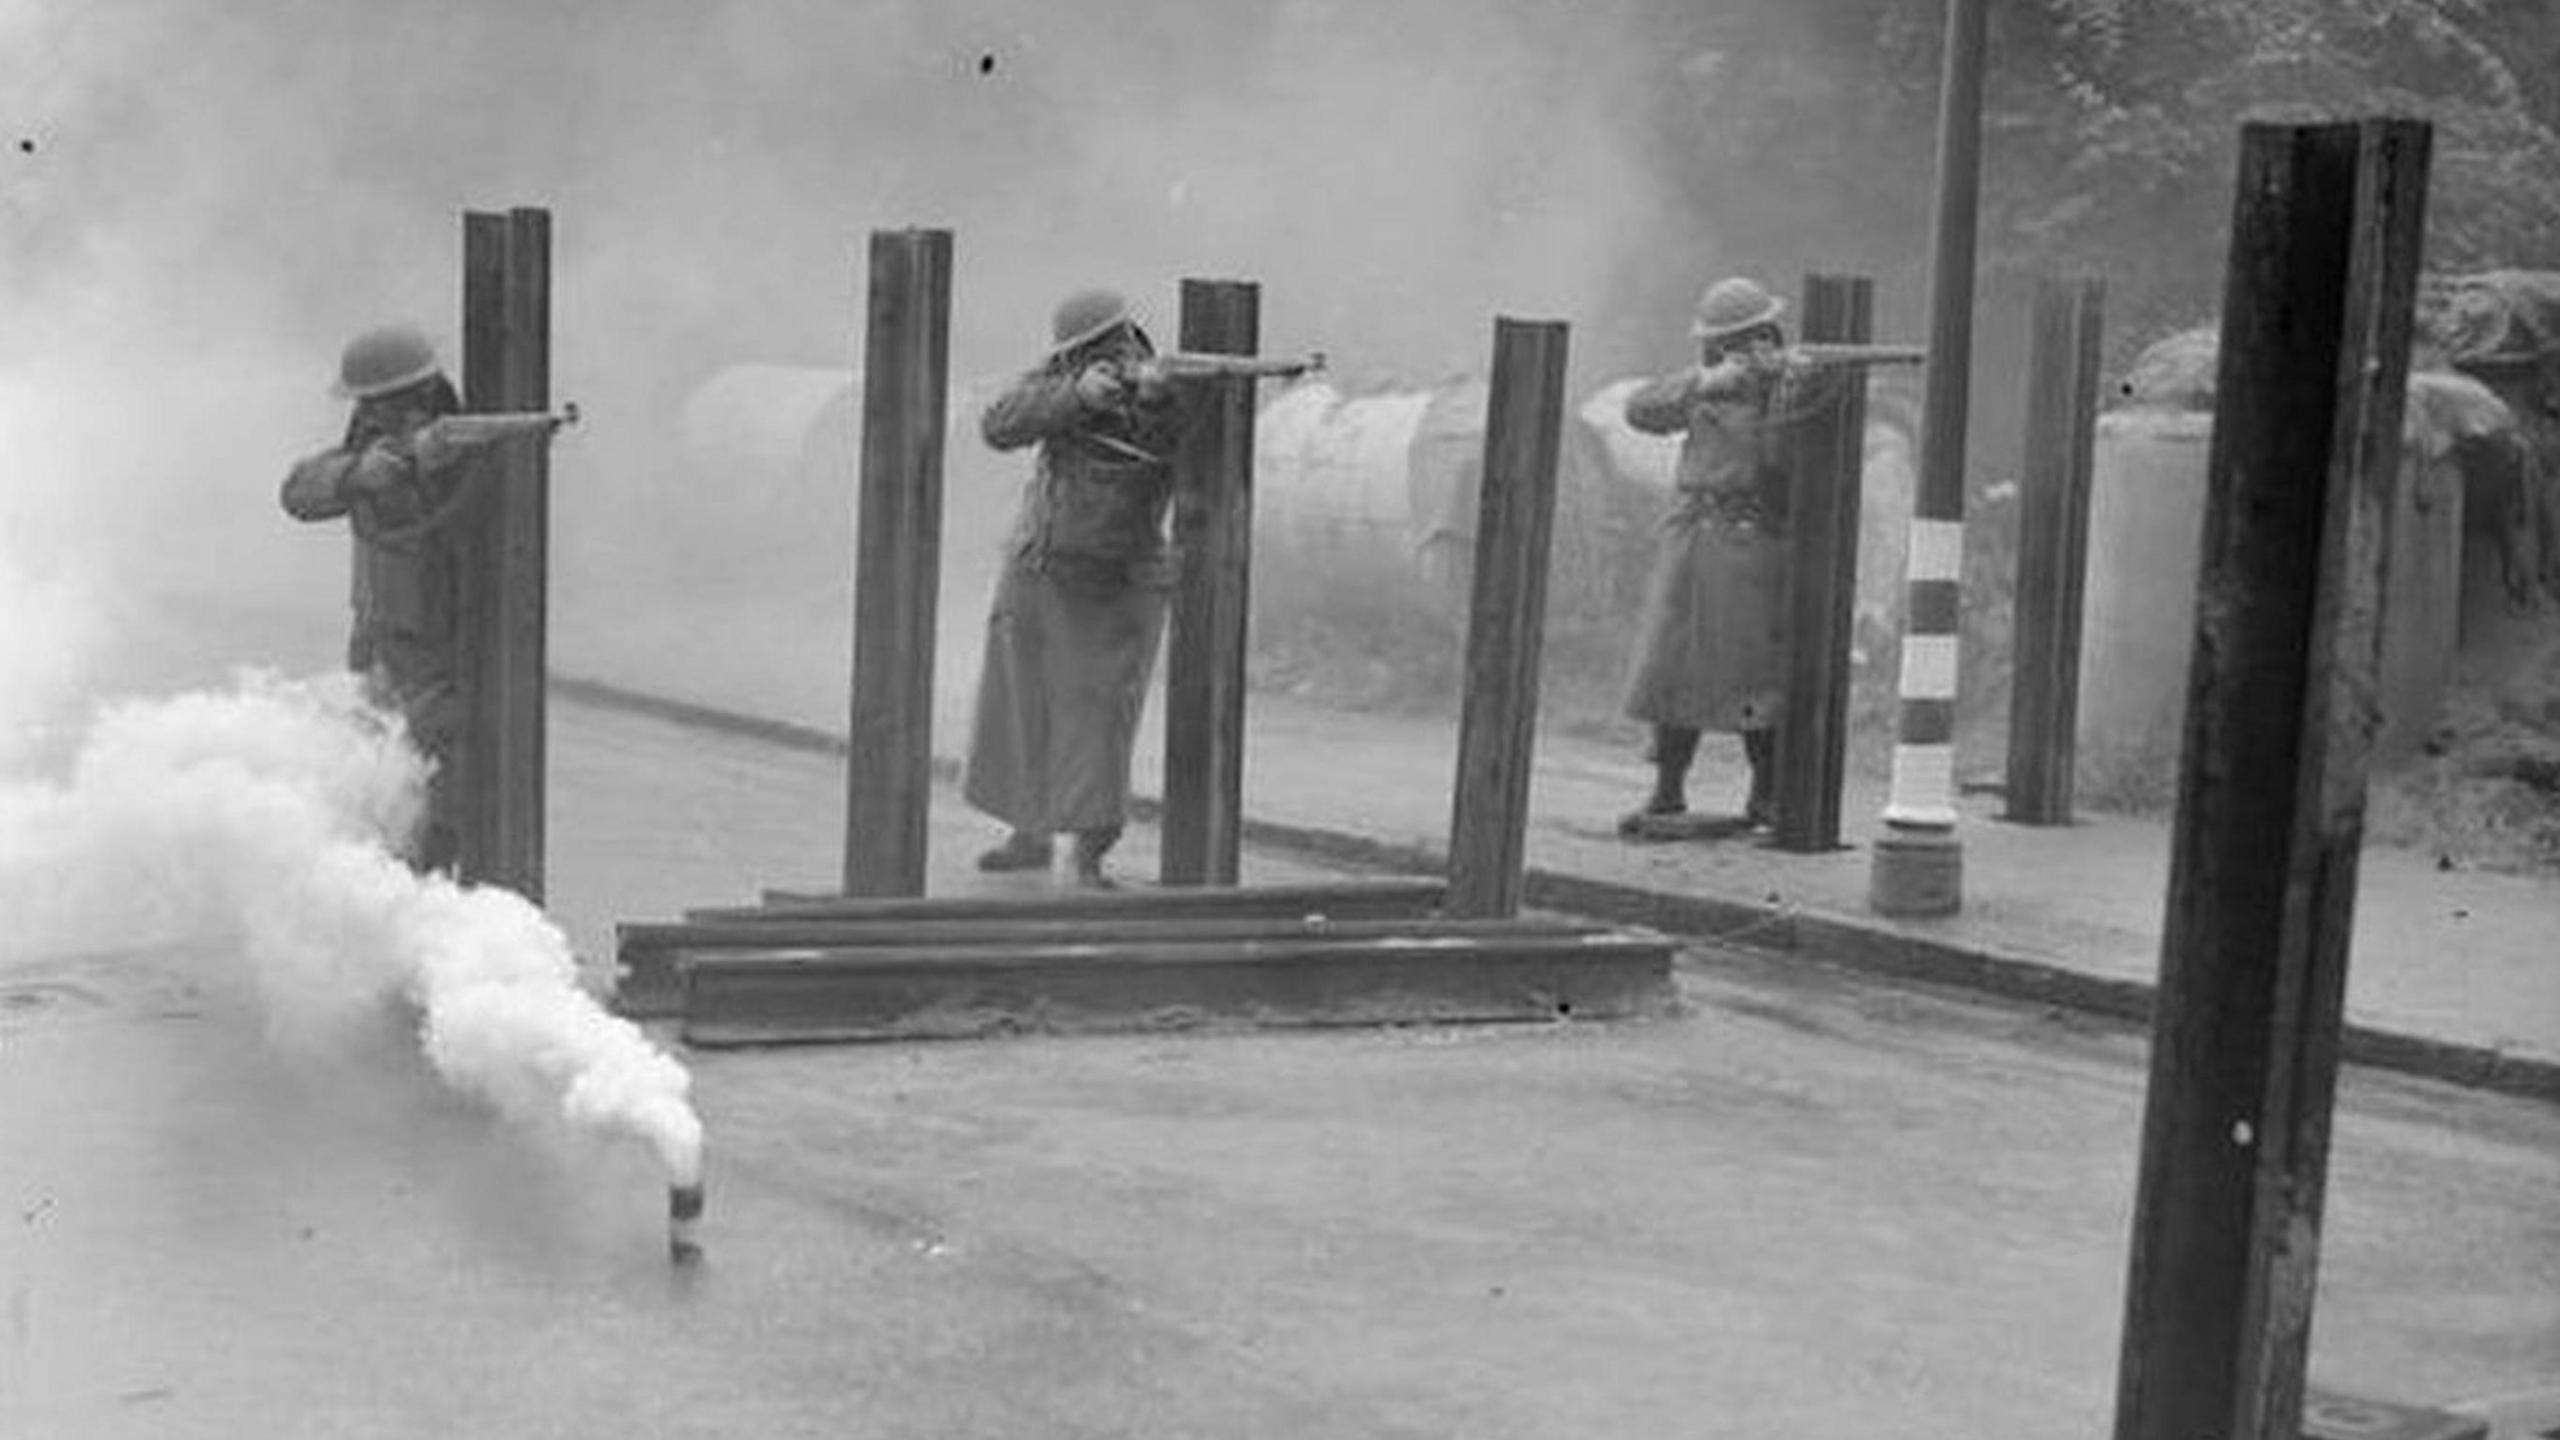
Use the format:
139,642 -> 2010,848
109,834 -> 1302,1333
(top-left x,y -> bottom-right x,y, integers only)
1624,358 -> 1758,434
980,368 -> 1088,452
281,449 -> 359,521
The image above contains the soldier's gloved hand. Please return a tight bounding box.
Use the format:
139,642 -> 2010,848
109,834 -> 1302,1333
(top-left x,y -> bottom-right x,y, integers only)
1074,364 -> 1127,407
344,444 -> 408,497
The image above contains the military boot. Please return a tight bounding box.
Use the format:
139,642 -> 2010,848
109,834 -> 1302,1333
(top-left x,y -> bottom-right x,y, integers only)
975,830 -> 1054,873
1071,826 -> 1121,890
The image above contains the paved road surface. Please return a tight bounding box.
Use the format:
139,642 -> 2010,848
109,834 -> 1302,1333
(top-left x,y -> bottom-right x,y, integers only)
3,698 -> 2554,1438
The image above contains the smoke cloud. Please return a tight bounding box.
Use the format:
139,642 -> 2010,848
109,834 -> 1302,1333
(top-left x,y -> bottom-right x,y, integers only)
0,671 -> 703,1188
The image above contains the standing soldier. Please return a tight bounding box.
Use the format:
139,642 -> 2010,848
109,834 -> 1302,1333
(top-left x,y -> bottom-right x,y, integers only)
1616,276 -> 1919,838
282,324 -> 572,873
964,289 -> 1187,889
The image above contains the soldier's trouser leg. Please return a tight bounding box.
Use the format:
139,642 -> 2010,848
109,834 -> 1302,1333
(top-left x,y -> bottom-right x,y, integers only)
372,656 -> 465,877
1621,725 -> 1701,836
1742,727 -> 1776,826
1071,825 -> 1122,889
1649,725 -> 1701,813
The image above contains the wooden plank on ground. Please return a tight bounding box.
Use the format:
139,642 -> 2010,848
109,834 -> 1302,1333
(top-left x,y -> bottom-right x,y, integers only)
726,878 -> 1446,923
678,930 -> 1677,1045
616,913 -> 1604,1018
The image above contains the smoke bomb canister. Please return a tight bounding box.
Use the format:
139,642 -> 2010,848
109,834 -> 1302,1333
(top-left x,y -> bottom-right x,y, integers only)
669,1181 -> 705,1265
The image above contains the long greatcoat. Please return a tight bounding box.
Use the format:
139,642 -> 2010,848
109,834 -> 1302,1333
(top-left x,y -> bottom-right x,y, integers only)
1620,356 -> 1834,733
963,356 -> 1186,834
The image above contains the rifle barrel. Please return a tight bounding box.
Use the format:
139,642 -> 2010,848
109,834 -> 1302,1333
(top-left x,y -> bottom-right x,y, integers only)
1792,343 -> 1927,367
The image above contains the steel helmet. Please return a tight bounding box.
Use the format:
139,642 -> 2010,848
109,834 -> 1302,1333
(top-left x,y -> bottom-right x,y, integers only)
334,325 -> 443,399
1049,288 -> 1133,356
1690,277 -> 1786,342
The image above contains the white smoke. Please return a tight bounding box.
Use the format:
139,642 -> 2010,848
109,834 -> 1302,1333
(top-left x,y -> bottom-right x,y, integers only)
0,669 -> 704,1187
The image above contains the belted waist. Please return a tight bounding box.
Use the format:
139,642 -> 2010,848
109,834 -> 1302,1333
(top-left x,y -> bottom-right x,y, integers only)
1671,485 -> 1785,534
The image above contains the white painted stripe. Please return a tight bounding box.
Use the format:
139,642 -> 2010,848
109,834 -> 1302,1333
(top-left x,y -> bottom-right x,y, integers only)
1905,519 -> 1965,583
1897,634 -> 1961,701
1883,743 -> 1959,827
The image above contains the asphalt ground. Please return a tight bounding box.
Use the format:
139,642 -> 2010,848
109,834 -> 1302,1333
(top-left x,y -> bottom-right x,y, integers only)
5,696 -> 2554,1439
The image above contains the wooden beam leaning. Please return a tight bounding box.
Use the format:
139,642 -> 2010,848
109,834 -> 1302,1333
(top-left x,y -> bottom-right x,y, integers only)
616,912 -> 1602,1019
457,208 -> 552,900
1160,279 -> 1261,886
1770,274 -> 1874,852
1447,318 -> 1570,918
2003,275 -> 2106,826
842,229 -> 954,897
679,929 -> 1677,1046
2110,118 -> 2431,1440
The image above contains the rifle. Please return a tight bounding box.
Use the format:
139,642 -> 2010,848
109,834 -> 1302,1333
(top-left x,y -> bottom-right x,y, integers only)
1788,343 -> 1926,368
1130,350 -> 1327,385
410,404 -> 580,471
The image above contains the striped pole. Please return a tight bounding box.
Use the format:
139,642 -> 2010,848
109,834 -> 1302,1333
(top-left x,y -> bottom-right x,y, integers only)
1870,0 -> 1987,918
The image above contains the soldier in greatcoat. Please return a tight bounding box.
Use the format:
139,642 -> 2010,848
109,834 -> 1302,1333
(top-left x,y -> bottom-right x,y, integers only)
1617,277 -> 1830,836
964,289 -> 1186,888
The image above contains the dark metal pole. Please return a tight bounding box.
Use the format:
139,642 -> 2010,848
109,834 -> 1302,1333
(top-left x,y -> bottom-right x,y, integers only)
1446,318 -> 1569,919
1161,279 -> 1261,887
458,207 -> 551,901
841,229 -> 953,898
2111,117 -> 2431,1440
2003,275 -> 2105,825
1870,0 -> 1987,916
1771,273 -> 1874,853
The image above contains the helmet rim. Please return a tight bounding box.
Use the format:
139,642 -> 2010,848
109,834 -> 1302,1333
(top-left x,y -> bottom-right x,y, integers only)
1690,278 -> 1787,343
333,326 -> 444,399
1048,289 -> 1134,357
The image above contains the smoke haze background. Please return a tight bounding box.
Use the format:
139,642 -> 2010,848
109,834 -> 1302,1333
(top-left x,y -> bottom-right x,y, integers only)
0,0 -> 1719,710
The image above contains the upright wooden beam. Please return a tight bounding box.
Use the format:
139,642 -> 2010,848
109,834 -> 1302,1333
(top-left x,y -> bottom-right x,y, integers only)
2111,118 -> 2431,1440
1446,318 -> 1569,919
458,207 -> 551,901
1161,278 -> 1261,887
2004,275 -> 2106,825
841,229 -> 953,898
1770,273 -> 1873,853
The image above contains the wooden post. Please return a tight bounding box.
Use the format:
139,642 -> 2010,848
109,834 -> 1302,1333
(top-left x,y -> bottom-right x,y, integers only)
841,229 -> 953,898
2111,118 -> 2430,1440
1160,279 -> 1260,887
1770,273 -> 1874,853
1446,318 -> 1569,919
2003,275 -> 2106,825
458,207 -> 551,901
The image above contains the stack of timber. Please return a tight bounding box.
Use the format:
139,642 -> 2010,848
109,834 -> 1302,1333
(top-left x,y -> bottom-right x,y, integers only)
612,879 -> 1679,1046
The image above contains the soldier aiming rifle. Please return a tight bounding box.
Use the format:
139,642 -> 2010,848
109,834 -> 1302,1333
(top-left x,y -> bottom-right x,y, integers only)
281,323 -> 577,874
962,289 -> 1322,887
1617,276 -> 1923,842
